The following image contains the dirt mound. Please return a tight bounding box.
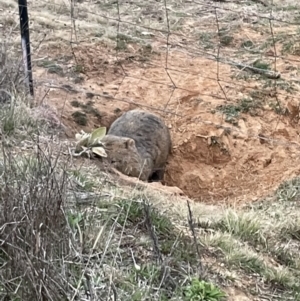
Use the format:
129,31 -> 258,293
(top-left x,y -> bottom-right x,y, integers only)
34,42 -> 300,204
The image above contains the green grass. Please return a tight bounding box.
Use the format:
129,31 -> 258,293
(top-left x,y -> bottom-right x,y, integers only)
216,97 -> 263,124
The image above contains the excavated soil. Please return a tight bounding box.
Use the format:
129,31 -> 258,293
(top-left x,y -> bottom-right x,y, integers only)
33,41 -> 300,204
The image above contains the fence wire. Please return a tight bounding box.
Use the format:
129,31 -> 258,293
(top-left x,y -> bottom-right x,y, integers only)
1,0 -> 300,151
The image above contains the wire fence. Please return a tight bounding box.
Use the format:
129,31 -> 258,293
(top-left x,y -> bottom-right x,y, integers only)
29,0 -> 300,138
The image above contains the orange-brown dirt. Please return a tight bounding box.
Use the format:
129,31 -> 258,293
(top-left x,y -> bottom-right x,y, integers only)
34,41 -> 300,205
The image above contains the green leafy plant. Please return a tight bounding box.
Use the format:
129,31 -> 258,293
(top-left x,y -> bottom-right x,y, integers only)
184,278 -> 226,301
71,127 -> 108,158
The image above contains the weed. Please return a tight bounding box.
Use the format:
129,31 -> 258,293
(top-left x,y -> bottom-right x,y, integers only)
70,169 -> 95,191
282,41 -> 295,55
276,177 -> 300,204
198,32 -> 214,49
116,199 -> 174,235
202,232 -> 235,254
70,101 -> 102,120
226,251 -> 266,274
81,103 -> 102,119
216,97 -> 262,124
241,40 -> 254,48
37,60 -> 64,76
68,212 -> 85,233
220,35 -> 234,46
269,101 -> 285,115
275,5 -> 300,12
249,89 -> 268,101
270,244 -> 298,267
264,267 -> 298,291
140,44 -> 152,54
0,96 -> 39,136
73,75 -> 85,84
279,219 -> 300,241
94,31 -> 105,38
116,39 -> 128,50
239,98 -> 262,114
74,64 -> 84,73
216,104 -> 239,124
117,33 -> 134,43
72,111 -> 88,126
183,278 -> 226,301
86,92 -> 95,99
111,33 -> 135,51
137,263 -> 162,286
70,100 -> 80,107
263,79 -> 296,94
214,210 -> 265,246
252,60 -> 270,70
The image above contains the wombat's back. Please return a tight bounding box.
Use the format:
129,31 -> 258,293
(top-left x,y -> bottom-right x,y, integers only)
107,109 -> 171,175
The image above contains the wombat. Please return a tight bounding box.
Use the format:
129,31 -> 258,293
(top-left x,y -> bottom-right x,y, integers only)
101,109 -> 172,182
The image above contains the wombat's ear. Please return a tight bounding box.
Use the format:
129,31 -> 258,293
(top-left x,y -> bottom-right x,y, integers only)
125,138 -> 135,149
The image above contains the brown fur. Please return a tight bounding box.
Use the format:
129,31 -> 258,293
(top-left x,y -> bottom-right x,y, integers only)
101,109 -> 172,182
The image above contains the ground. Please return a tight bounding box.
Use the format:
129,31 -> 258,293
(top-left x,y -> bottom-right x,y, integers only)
35,45 -> 300,204
19,0 -> 300,204
1,0 -> 300,300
